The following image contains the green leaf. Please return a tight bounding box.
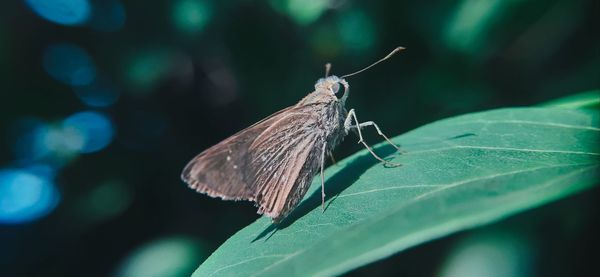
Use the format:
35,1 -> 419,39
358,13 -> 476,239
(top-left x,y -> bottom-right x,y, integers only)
194,107 -> 599,277
540,89 -> 600,109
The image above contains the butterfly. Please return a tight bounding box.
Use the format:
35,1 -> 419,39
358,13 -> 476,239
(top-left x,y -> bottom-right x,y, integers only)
181,47 -> 404,223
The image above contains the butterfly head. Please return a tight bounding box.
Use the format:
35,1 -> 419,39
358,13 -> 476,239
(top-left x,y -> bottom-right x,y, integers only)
315,76 -> 349,102
312,46 -> 404,105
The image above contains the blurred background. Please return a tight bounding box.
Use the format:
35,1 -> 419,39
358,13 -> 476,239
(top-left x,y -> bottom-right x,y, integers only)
0,0 -> 598,276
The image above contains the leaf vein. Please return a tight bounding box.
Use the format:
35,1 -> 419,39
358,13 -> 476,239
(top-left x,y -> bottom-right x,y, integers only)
407,146 -> 599,156
336,163 -> 592,200
315,165 -> 598,277
447,119 -> 599,131
413,163 -> 591,201
208,254 -> 289,277
337,185 -> 444,198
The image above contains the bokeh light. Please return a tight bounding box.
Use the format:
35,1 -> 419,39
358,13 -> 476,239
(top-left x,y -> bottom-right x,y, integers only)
88,0 -> 126,32
73,77 -> 120,107
25,0 -> 91,26
8,117 -> 82,166
62,111 -> 114,153
270,0 -> 330,25
41,123 -> 85,160
444,0 -> 507,54
23,164 -> 57,180
43,43 -> 96,86
124,48 -> 173,93
115,237 -> 204,277
439,232 -> 534,277
337,10 -> 377,53
0,168 -> 60,224
77,180 -> 133,223
8,118 -> 52,162
8,112 -> 114,166
172,0 -> 213,34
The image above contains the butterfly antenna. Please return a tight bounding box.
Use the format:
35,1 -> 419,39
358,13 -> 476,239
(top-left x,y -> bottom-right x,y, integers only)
324,63 -> 332,77
341,46 -> 405,78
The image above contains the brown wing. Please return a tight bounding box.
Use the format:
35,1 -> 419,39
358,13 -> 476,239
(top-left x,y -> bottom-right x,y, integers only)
181,105 -> 323,221
181,106 -> 293,200
248,113 -> 322,221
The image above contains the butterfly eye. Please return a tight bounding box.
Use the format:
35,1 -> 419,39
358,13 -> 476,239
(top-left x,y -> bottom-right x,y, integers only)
330,82 -> 340,94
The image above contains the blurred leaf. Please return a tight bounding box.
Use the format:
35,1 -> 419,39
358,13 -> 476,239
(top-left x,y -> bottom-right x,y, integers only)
193,103 -> 599,276
540,90 -> 600,109
439,231 -> 533,277
116,236 -> 205,277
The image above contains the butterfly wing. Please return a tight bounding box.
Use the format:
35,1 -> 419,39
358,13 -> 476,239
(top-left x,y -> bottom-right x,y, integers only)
181,105 -> 324,221
248,112 -> 322,221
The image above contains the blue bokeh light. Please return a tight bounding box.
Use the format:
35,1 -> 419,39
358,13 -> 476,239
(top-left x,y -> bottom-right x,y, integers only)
43,43 -> 96,86
8,118 -> 51,162
0,169 -> 60,224
42,123 -> 85,158
25,0 -> 91,26
63,111 -> 114,153
74,77 -> 120,107
89,0 -> 126,32
8,112 -> 114,166
24,164 -> 57,180
8,117 -> 82,166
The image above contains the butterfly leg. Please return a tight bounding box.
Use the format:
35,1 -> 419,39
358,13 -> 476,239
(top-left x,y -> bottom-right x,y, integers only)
320,141 -> 327,212
352,121 -> 403,153
344,109 -> 401,167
